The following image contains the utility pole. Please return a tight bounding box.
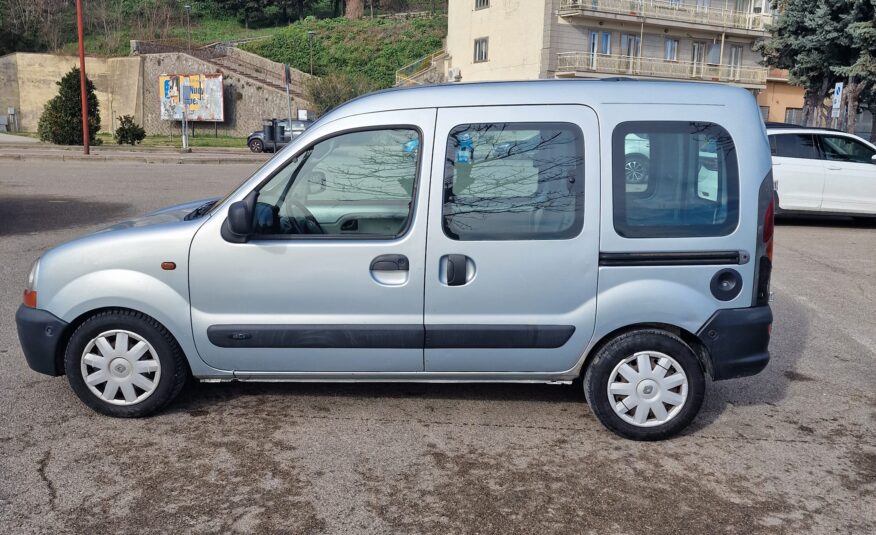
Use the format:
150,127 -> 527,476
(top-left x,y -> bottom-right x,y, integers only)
185,4 -> 192,53
308,31 -> 315,76
75,0 -> 90,155
284,64 -> 294,128
181,77 -> 191,153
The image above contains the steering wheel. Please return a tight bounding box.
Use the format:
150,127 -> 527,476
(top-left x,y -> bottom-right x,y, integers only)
289,200 -> 325,234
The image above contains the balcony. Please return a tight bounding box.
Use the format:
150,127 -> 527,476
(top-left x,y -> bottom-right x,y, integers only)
558,0 -> 773,34
556,52 -> 768,86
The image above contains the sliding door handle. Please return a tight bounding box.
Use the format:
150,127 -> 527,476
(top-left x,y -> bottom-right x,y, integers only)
441,254 -> 476,286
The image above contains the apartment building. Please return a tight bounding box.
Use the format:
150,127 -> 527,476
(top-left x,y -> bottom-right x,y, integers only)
444,0 -> 803,121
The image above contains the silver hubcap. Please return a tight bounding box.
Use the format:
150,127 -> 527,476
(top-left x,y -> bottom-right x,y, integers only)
607,351 -> 688,427
80,330 -> 161,406
625,159 -> 648,183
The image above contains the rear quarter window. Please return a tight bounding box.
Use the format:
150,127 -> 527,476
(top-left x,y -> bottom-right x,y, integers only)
613,121 -> 739,238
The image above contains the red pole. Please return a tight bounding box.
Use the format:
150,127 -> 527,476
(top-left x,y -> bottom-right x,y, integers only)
75,0 -> 90,155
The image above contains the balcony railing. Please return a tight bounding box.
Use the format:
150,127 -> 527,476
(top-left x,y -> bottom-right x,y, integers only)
556,52 -> 768,85
559,0 -> 773,32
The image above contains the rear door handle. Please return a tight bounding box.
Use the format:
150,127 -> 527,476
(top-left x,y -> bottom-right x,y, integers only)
370,254 -> 409,271
826,166 -> 843,171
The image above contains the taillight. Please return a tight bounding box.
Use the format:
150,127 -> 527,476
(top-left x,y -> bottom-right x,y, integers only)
763,198 -> 774,261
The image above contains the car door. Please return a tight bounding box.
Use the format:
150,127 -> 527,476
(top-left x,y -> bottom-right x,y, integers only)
818,134 -> 876,214
423,106 -> 599,373
769,132 -> 825,211
189,108 -> 435,374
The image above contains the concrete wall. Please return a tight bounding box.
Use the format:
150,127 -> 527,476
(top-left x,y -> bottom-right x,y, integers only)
757,74 -> 806,123
2,50 -> 309,137
141,52 -> 295,136
223,46 -> 312,90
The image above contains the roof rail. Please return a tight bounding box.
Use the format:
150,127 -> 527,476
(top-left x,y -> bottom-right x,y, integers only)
765,122 -> 844,133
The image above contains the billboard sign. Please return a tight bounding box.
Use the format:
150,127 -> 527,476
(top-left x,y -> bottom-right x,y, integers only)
160,73 -> 224,122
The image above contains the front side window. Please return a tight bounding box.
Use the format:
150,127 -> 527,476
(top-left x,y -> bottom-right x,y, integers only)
819,135 -> 876,164
443,123 -> 585,241
770,133 -> 819,159
613,121 -> 739,238
252,128 -> 420,238
474,38 -> 489,63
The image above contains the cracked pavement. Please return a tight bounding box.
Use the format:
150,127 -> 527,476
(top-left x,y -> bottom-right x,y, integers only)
1,160 -> 874,533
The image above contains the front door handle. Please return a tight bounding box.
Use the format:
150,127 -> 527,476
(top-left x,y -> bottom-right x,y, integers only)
370,254 -> 409,271
441,254 -> 475,286
826,165 -> 843,171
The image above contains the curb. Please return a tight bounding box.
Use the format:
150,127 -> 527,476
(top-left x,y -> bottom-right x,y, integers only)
0,153 -> 268,165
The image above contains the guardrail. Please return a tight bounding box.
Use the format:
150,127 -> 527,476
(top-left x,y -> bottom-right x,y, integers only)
556,52 -> 768,85
558,0 -> 773,32
395,50 -> 448,86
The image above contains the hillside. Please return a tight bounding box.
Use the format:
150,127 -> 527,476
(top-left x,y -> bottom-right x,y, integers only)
242,15 -> 447,89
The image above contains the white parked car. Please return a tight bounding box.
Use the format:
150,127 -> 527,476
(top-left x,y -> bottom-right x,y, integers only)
767,124 -> 876,216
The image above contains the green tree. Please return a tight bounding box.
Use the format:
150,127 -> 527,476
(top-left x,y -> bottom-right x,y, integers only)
834,0 -> 876,135
114,115 -> 146,145
37,67 -> 101,146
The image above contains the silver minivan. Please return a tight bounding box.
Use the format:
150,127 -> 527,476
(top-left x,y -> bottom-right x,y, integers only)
16,81 -> 774,440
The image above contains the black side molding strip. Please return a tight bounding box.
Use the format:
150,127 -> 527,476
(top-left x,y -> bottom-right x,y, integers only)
599,251 -> 745,267
425,325 -> 575,349
208,324 -> 576,349
208,325 -> 424,349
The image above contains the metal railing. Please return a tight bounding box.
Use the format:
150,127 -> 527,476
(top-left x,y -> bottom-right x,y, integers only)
395,50 -> 448,86
559,0 -> 773,32
556,52 -> 768,85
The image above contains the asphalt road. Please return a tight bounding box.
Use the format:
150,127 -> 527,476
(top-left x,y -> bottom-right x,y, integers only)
1,160 -> 874,534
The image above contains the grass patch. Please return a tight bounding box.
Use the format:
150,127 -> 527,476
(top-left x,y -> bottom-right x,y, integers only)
243,15 -> 447,89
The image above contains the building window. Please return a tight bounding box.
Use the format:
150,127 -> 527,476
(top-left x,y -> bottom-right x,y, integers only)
474,38 -> 489,63
664,38 -> 679,61
784,108 -> 804,125
707,43 -> 721,65
759,106 -> 769,121
475,0 -> 490,8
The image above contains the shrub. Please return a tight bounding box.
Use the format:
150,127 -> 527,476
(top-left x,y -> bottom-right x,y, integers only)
305,72 -> 376,114
37,67 -> 101,146
114,115 -> 146,145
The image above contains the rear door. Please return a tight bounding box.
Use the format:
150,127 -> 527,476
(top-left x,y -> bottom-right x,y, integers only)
769,132 -> 825,211
423,106 -> 600,373
818,134 -> 876,213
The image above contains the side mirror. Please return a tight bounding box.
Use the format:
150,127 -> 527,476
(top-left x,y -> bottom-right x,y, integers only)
222,191 -> 256,243
871,154 -> 876,164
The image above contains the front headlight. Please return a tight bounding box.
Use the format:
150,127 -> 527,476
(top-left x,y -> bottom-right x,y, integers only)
26,258 -> 39,291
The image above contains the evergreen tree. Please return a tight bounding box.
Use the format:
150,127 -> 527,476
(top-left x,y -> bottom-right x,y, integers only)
37,67 -> 101,146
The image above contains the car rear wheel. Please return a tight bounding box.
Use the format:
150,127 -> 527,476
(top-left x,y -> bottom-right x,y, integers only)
64,309 -> 188,417
583,329 -> 705,440
248,138 -> 264,153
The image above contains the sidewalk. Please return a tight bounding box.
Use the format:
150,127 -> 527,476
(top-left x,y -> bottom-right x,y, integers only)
0,141 -> 271,165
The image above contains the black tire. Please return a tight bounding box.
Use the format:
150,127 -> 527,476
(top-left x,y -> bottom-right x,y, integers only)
583,329 -> 705,441
248,138 -> 264,153
64,309 -> 188,418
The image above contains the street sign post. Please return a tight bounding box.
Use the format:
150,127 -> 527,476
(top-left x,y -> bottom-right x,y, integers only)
832,82 -> 843,119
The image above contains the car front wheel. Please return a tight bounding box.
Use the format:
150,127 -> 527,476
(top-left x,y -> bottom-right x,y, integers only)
248,138 -> 264,153
584,329 -> 705,440
64,309 -> 188,417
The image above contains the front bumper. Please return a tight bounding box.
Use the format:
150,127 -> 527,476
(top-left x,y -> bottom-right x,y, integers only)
697,305 -> 772,381
15,305 -> 69,376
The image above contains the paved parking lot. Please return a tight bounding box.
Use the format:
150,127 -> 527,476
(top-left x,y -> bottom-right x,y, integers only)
1,160 -> 874,534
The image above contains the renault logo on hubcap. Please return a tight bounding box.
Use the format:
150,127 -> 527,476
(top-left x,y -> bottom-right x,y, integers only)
643,385 -> 654,395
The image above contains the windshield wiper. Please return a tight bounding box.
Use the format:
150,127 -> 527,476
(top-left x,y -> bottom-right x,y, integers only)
184,200 -> 218,221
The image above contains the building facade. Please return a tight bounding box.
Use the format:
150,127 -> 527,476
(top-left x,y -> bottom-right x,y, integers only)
444,0 -> 804,121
